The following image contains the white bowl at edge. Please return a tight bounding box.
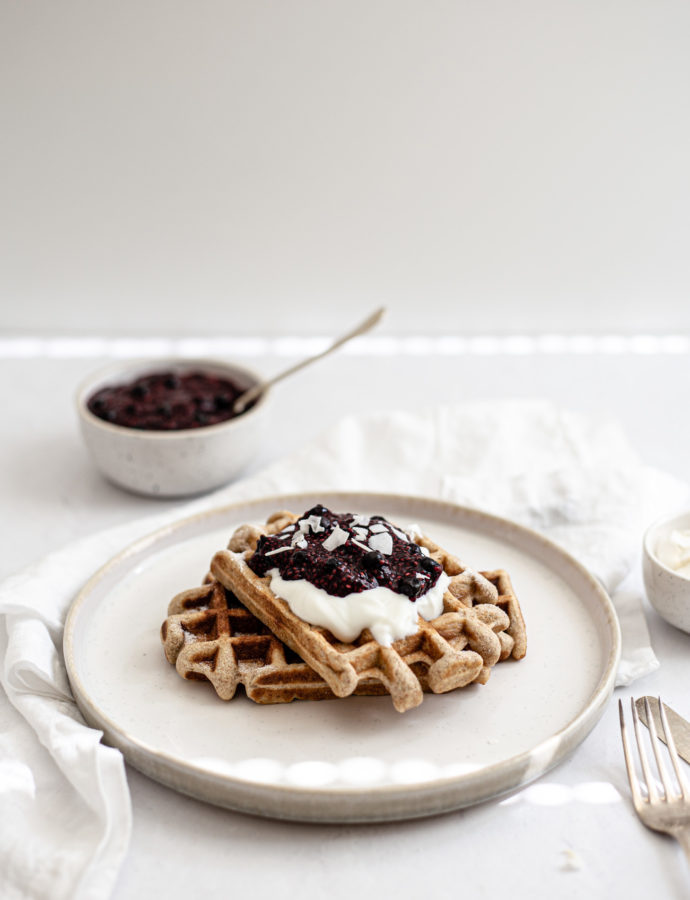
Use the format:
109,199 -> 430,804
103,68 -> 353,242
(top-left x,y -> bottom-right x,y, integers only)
643,510 -> 690,634
76,358 -> 269,498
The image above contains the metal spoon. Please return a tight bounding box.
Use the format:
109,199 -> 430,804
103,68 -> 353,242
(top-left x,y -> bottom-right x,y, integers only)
232,306 -> 386,414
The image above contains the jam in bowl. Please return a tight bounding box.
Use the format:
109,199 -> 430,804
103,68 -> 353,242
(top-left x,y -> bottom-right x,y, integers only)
76,358 -> 267,497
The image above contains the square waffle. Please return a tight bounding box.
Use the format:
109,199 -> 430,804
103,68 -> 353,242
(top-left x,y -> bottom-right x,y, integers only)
161,581 -> 386,703
413,532 -> 527,662
209,510 -> 522,712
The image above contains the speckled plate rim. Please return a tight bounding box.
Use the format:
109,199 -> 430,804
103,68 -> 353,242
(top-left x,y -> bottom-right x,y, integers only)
63,491 -> 621,823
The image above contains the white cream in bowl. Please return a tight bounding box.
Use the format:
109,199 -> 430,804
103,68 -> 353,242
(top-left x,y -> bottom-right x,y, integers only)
643,511 -> 690,633
656,529 -> 690,579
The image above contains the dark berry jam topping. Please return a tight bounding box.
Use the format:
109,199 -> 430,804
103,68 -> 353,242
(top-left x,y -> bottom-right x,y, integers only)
87,370 -> 258,431
248,506 -> 443,600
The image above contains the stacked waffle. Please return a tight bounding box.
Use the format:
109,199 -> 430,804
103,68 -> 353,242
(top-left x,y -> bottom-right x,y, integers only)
161,507 -> 526,713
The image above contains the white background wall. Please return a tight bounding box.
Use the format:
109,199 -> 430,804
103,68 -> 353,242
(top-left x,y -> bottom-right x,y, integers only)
2,1 -> 689,336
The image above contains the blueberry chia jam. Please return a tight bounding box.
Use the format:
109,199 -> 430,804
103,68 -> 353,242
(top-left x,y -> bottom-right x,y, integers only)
248,505 -> 443,600
87,370 -> 257,430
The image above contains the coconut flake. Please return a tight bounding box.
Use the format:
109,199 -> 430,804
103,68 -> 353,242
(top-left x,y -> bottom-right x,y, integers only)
322,525 -> 349,552
299,515 -> 324,534
353,527 -> 369,541
390,526 -> 409,542
369,523 -> 387,534
291,535 -> 308,549
352,538 -> 372,553
351,515 -> 370,527
264,545 -> 292,557
368,532 -> 393,555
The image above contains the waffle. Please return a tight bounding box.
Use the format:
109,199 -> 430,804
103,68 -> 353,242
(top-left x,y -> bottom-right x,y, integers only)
414,532 -> 527,662
209,510 -> 519,712
161,580 -> 382,702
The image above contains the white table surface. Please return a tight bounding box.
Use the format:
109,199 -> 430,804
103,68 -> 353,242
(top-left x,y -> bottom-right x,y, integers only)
3,344 -> 690,899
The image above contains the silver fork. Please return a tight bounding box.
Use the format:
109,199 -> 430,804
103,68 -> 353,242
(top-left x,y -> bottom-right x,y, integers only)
619,697 -> 690,862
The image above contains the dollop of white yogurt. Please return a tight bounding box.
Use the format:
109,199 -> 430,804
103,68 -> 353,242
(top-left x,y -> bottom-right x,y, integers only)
658,528 -> 690,579
265,568 -> 451,646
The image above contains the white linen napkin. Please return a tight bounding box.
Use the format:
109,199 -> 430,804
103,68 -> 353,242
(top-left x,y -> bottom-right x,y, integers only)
1,400 -> 687,900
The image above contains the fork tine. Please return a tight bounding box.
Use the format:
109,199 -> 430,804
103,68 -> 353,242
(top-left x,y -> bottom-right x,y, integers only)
658,697 -> 690,800
632,697 -> 658,801
619,699 -> 644,806
644,697 -> 675,799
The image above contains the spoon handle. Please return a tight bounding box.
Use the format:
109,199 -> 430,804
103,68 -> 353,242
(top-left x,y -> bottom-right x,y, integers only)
233,306 -> 386,413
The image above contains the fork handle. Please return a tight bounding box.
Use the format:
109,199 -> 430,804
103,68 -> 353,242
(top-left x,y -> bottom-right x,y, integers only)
673,827 -> 690,865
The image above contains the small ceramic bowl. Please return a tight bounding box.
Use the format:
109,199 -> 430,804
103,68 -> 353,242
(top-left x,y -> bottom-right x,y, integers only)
643,510 -> 690,633
76,358 -> 268,497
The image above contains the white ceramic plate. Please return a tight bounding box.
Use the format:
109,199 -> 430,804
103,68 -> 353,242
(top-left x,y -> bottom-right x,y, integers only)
64,492 -> 620,822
